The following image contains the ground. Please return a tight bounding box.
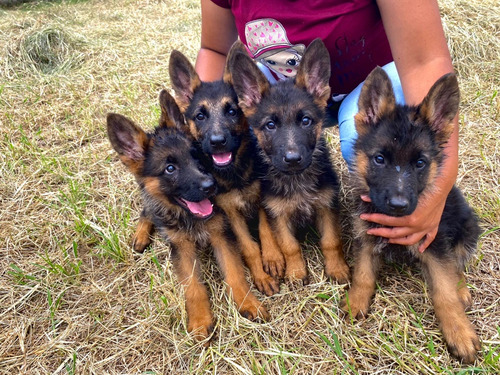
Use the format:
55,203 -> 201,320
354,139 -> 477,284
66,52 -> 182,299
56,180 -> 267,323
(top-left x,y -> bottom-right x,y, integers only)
0,0 -> 498,373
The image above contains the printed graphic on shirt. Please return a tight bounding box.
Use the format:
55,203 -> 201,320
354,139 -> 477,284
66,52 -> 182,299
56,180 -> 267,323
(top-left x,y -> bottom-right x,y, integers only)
244,19 -> 305,81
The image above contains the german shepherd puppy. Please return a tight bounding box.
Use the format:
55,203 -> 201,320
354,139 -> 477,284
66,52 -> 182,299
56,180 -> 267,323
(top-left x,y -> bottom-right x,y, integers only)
229,39 -> 350,284
167,47 -> 281,295
341,67 -> 481,362
107,90 -> 269,342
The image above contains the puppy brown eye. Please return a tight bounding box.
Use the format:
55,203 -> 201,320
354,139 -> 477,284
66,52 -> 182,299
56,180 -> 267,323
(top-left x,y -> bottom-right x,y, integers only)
228,108 -> 236,116
416,159 -> 426,169
165,164 -> 176,174
266,121 -> 276,130
374,154 -> 385,165
196,113 -> 205,121
301,116 -> 312,127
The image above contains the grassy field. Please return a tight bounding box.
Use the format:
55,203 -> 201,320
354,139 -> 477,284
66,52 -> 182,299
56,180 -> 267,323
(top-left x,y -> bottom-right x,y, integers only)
0,0 -> 498,373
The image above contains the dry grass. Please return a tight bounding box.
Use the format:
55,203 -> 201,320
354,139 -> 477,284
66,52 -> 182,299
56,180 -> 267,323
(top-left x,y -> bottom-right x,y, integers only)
0,0 -> 498,373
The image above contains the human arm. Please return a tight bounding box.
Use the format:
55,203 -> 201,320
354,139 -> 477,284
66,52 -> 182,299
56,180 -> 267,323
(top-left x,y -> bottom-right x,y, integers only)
195,0 -> 238,81
362,0 -> 459,252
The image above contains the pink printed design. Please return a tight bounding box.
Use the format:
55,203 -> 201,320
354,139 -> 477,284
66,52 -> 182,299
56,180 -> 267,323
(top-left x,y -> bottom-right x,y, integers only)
243,18 -> 306,79
245,18 -> 297,56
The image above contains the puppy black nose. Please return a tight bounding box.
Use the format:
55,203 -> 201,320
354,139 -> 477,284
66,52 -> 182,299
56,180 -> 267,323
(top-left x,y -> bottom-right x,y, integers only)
284,151 -> 302,164
210,134 -> 226,147
388,196 -> 409,211
200,177 -> 215,194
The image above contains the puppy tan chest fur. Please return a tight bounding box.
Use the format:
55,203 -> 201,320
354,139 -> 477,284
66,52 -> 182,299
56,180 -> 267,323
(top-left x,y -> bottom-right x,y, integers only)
265,187 -> 335,220
216,180 -> 260,215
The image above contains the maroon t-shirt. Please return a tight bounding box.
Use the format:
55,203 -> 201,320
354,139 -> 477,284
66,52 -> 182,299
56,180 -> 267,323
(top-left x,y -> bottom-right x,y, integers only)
211,0 -> 393,97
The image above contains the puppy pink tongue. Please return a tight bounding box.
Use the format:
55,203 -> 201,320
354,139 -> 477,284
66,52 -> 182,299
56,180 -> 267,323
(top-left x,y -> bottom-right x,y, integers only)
212,152 -> 232,166
184,199 -> 213,217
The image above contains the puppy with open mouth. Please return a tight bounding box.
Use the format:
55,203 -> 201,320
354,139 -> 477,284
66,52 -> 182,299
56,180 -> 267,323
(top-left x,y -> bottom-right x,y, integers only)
107,89 -> 269,343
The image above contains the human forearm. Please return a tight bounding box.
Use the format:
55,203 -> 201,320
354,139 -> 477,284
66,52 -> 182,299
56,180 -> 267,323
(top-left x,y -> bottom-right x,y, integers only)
195,48 -> 226,81
377,0 -> 455,105
195,47 -> 228,81
196,0 -> 237,81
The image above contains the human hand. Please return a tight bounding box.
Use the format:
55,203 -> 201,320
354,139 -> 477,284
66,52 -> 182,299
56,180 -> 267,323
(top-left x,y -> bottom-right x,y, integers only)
359,190 -> 447,253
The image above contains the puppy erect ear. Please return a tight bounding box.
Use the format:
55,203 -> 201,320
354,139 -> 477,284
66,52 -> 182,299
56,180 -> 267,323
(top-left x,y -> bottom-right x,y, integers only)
229,51 -> 270,116
169,50 -> 201,111
158,89 -> 188,132
106,113 -> 148,175
355,66 -> 396,136
295,38 -> 331,107
223,40 -> 249,84
418,73 -> 459,144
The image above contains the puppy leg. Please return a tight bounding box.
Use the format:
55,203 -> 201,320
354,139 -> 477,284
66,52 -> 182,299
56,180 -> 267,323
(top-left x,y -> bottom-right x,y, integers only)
316,206 -> 350,283
223,207 -> 280,296
132,210 -> 154,253
421,254 -> 480,363
457,271 -> 473,310
273,214 -> 308,284
171,236 -> 213,342
208,217 -> 270,321
259,208 -> 286,279
341,241 -> 380,319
